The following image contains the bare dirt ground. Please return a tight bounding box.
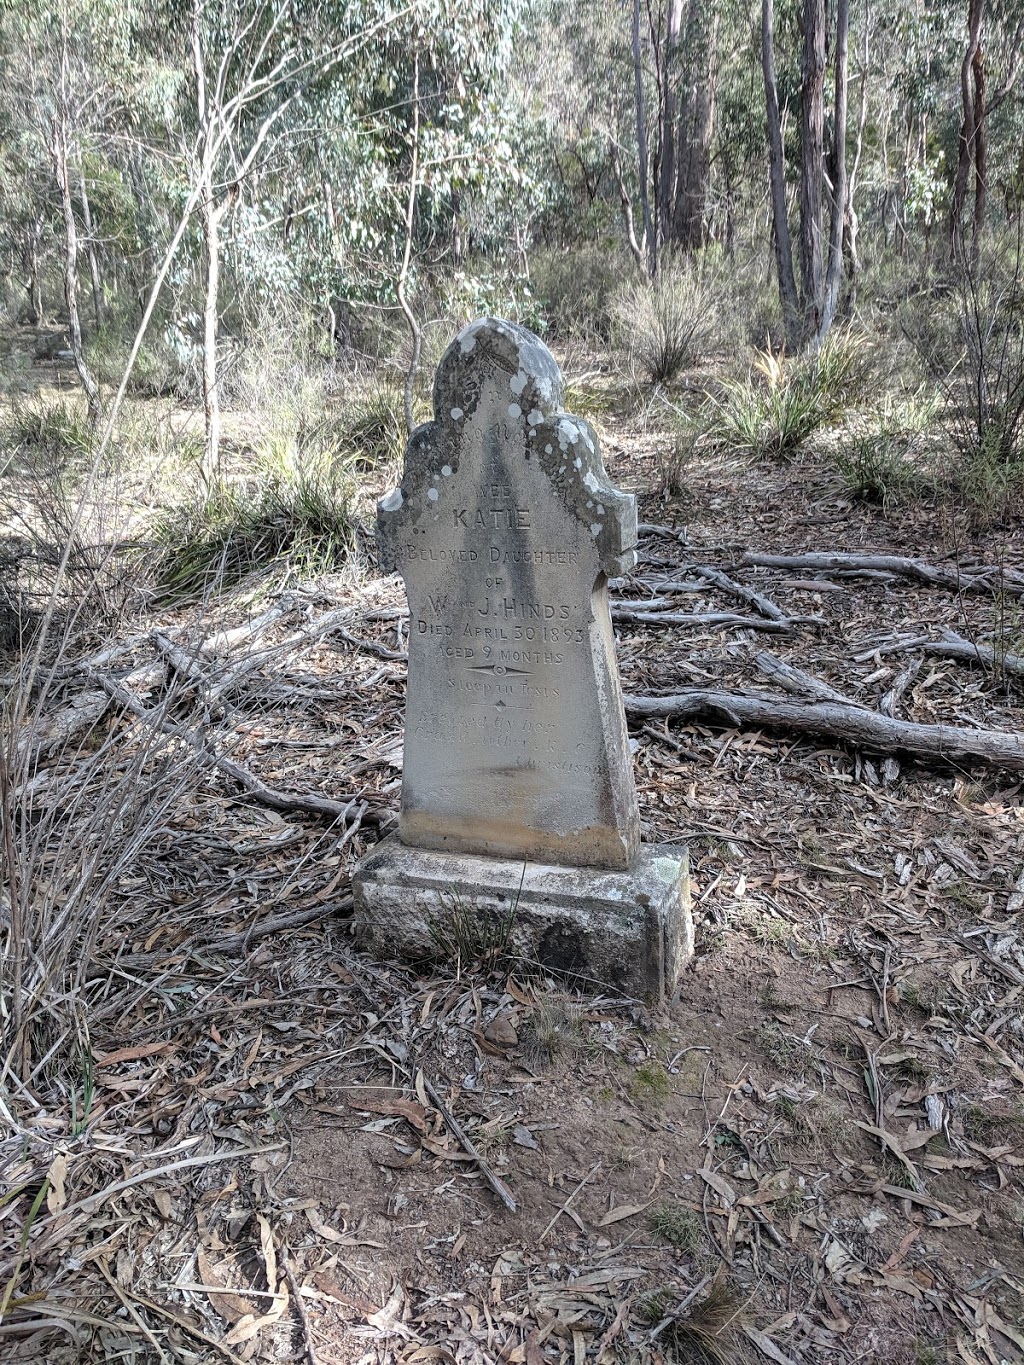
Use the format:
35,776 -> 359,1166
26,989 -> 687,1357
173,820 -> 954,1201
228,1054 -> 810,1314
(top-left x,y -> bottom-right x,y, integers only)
2,351 -> 1024,1364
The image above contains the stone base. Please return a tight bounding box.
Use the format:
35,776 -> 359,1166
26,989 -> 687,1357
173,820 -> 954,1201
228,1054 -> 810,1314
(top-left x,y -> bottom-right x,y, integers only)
351,835 -> 693,1002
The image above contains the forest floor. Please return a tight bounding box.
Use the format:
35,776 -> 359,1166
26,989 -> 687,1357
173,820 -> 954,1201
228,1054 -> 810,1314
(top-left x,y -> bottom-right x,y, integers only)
2,340 -> 1024,1365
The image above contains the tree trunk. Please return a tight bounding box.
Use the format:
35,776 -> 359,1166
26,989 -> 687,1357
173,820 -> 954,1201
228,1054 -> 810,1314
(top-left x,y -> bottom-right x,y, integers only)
79,172 -> 104,329
22,223 -> 42,325
816,0 -> 850,344
799,0 -> 826,339
972,42 -> 986,249
396,53 -> 422,435
671,2 -> 716,250
950,0 -> 985,258
50,114 -> 101,423
762,0 -> 801,345
843,1 -> 870,315
199,180 -> 223,488
656,0 -> 683,249
631,0 -> 657,277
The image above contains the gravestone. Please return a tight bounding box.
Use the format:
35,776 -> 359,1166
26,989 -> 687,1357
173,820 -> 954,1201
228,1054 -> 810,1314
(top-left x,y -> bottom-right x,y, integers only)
352,318 -> 692,999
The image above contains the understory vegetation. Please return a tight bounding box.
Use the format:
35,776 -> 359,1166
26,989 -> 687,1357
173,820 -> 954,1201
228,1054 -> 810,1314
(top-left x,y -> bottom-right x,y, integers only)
2,0 -> 1024,1359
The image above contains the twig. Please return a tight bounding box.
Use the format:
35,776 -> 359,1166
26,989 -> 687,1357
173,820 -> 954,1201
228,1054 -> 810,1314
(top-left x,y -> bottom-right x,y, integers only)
418,1072 -> 517,1214
538,1162 -> 600,1242
282,1251 -> 318,1365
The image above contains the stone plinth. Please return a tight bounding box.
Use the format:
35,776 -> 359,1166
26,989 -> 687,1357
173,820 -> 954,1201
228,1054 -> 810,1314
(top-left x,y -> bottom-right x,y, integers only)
352,317 -> 692,997
354,835 -> 693,1002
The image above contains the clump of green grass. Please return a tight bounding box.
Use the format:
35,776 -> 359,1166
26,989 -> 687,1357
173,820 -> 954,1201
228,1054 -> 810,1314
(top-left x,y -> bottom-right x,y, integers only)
833,392 -> 937,511
630,1060 -> 670,1104
613,268 -> 714,384
340,380 -> 420,470
519,996 -> 586,1071
152,450 -> 355,596
700,328 -> 871,462
649,1202 -> 702,1253
2,403 -> 94,478
426,888 -> 516,972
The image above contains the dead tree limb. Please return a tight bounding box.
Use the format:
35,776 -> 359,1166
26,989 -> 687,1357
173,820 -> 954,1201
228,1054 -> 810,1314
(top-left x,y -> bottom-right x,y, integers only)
873,631 -> 1024,679
751,651 -> 860,704
623,689 -> 1024,771
696,567 -> 791,622
611,608 -> 791,634
85,668 -> 390,826
739,551 -> 1024,599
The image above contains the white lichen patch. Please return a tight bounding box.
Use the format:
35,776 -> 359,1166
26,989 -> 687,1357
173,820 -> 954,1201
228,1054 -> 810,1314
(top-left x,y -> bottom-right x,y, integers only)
459,333 -> 476,353
583,470 -> 600,492
427,487 -> 439,502
527,408 -> 543,426
380,488 -> 403,511
574,457 -> 582,469
441,465 -> 452,477
590,523 -> 602,537
545,444 -> 553,454
510,370 -> 528,395
508,403 -> 522,419
450,407 -> 464,420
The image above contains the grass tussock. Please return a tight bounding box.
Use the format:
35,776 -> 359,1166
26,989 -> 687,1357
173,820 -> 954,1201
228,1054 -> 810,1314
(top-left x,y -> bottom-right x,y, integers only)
613,268 -> 713,385
690,328 -> 871,462
641,1280 -> 746,1364
152,448 -> 355,596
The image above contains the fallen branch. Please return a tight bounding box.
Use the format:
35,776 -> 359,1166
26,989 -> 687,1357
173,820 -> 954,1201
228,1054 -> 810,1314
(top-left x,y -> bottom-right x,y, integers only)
751,651 -> 859,705
207,895 -> 354,955
623,688 -> 1024,771
874,630 -> 1024,679
739,551 -> 1024,599
695,566 -> 791,623
85,667 -> 389,826
611,608 -> 791,634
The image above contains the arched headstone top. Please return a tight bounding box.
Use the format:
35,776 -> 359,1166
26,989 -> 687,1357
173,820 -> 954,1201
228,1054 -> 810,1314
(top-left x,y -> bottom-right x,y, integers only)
378,316 -> 637,581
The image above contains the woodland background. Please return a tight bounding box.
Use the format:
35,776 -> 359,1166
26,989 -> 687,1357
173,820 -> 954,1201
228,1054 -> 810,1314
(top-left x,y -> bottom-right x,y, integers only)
2,0 -> 1024,1362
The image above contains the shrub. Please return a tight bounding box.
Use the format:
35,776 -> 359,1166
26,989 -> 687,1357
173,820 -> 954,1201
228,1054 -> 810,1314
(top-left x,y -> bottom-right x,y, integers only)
832,391 -> 937,511
612,267 -> 714,384
904,240 -> 1024,521
530,245 -> 627,341
704,328 -> 870,461
153,448 -> 355,596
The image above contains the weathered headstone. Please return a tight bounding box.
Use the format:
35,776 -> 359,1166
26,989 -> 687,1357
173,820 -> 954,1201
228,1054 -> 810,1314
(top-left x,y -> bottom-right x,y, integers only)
352,318 -> 692,998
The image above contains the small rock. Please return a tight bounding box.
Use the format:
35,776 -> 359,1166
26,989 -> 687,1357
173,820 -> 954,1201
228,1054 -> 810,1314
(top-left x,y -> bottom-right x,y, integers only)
484,1011 -> 519,1048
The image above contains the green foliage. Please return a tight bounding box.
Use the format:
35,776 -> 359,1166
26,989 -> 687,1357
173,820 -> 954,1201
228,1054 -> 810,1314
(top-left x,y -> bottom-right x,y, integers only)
152,449 -> 355,596
701,330 -> 870,462
649,1202 -> 702,1253
426,887 -> 517,971
612,268 -> 713,384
